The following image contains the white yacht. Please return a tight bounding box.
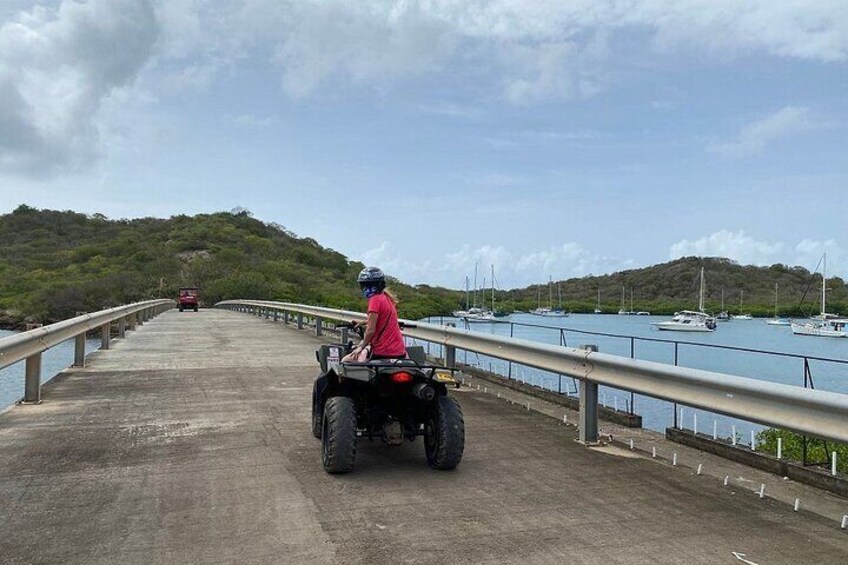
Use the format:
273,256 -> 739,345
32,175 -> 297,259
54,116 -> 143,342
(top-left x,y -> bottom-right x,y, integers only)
653,267 -> 716,332
791,253 -> 848,338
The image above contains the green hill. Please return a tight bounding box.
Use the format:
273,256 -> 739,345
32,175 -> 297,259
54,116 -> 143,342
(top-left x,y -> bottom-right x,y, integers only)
1,205 -> 843,327
0,205 -> 459,326
503,256 -> 847,317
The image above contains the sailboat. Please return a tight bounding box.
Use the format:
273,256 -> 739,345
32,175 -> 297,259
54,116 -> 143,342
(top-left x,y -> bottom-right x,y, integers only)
766,283 -> 791,326
530,277 -> 568,317
731,290 -> 753,320
791,253 -> 847,337
716,289 -> 730,321
617,286 -> 633,315
452,276 -> 471,318
594,288 -> 602,314
653,267 -> 717,332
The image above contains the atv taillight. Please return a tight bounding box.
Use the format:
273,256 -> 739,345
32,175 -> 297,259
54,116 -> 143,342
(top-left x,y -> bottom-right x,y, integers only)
390,371 -> 413,384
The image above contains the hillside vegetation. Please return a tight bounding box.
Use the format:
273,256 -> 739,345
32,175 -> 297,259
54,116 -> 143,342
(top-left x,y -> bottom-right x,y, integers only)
501,256 -> 848,316
1,205 -> 844,327
0,205 -> 459,326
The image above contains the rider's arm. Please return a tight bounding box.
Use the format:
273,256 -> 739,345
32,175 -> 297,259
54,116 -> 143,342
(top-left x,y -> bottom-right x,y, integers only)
355,312 -> 379,351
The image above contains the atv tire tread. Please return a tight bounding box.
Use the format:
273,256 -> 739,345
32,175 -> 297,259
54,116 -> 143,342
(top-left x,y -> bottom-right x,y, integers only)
426,395 -> 465,470
322,396 -> 357,473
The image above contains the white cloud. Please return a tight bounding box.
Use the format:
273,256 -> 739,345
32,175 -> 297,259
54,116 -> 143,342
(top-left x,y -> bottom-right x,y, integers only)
670,230 -> 784,265
0,0 -> 158,175
3,1 -> 848,175
417,102 -> 483,119
358,240 -> 634,288
669,230 -> 847,277
707,106 -> 834,157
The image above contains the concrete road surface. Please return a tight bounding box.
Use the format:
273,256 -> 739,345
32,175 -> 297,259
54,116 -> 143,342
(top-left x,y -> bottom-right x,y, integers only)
0,309 -> 845,564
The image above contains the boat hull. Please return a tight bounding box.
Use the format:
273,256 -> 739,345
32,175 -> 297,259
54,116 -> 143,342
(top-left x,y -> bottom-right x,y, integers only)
790,323 -> 847,338
654,322 -> 714,332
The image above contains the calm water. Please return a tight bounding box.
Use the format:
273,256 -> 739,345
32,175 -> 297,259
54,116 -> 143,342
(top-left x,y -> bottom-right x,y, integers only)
417,313 -> 848,443
0,329 -> 100,412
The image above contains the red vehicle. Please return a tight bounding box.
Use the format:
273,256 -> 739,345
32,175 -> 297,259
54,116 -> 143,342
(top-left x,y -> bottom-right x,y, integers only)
178,287 -> 199,312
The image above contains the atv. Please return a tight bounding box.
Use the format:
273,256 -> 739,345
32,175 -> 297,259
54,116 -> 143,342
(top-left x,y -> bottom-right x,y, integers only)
311,322 -> 465,474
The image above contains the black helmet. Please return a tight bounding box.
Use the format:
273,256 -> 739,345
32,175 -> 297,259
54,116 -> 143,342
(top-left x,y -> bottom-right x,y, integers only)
357,266 -> 386,289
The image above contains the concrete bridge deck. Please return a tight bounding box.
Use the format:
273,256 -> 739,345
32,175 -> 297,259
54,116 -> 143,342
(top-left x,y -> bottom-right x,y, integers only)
0,309 -> 845,564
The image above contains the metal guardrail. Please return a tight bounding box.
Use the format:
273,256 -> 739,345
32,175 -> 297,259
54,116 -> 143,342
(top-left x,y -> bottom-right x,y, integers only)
218,300 -> 848,445
0,299 -> 174,403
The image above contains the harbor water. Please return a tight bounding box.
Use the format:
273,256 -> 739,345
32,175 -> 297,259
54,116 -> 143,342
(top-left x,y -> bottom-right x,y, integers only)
418,313 -> 848,444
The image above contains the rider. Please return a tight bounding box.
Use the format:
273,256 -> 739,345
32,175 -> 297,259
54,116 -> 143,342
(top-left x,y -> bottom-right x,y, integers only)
349,266 -> 407,360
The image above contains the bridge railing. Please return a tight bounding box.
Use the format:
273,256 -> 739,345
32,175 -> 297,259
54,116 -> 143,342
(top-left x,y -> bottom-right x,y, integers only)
0,299 -> 174,404
218,300 -> 848,446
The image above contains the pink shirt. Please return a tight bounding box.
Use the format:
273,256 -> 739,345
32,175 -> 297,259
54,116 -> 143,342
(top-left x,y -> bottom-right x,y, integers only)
367,293 -> 406,357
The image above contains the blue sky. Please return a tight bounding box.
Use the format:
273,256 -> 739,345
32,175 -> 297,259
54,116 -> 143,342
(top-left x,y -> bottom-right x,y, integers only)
1,1 -> 847,288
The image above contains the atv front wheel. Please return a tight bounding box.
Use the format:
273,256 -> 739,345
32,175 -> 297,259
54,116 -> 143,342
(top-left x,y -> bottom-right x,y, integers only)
424,396 -> 465,470
322,396 -> 357,473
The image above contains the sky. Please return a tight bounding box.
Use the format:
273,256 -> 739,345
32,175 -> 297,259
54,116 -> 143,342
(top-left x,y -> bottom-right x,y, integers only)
0,1 -> 847,289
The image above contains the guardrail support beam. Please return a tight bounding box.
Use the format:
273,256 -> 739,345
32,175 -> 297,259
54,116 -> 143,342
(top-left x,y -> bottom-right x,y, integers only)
297,313 -> 304,330
22,353 -> 42,404
578,345 -> 599,445
101,323 -> 111,350
73,334 -> 86,367
283,311 -> 289,325
445,345 -> 456,368
341,327 -> 349,345
316,317 -> 323,336
118,317 -> 126,338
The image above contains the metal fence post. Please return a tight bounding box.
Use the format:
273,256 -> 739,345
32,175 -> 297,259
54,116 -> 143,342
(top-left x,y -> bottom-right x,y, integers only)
283,311 -> 289,325
578,344 -> 599,445
316,317 -> 323,336
23,353 -> 42,404
101,323 -> 111,350
445,345 -> 456,368
73,334 -> 86,367
297,313 -> 304,330
445,323 -> 456,368
341,327 -> 349,344
118,317 -> 126,338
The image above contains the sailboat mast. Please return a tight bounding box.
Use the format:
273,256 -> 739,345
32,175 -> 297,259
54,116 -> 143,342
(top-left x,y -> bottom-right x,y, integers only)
630,287 -> 633,312
699,267 -> 705,312
774,282 -> 778,318
597,288 -> 601,309
473,263 -> 478,308
558,283 -> 563,309
491,264 -> 495,312
548,276 -> 553,309
822,252 -> 827,316
465,276 -> 470,310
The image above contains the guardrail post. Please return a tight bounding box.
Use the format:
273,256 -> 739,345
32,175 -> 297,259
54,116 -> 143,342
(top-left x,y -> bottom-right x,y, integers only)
128,312 -> 136,331
101,323 -> 111,350
341,327 -> 349,344
273,310 -> 279,322
283,311 -> 289,325
297,313 -> 304,330
578,344 -> 599,445
445,323 -> 456,368
73,334 -> 86,367
316,317 -> 323,336
22,353 -> 42,404
118,317 -> 126,338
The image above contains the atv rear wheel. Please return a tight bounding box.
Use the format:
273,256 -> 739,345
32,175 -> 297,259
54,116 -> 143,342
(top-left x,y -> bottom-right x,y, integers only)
424,395 -> 465,470
322,396 -> 357,473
